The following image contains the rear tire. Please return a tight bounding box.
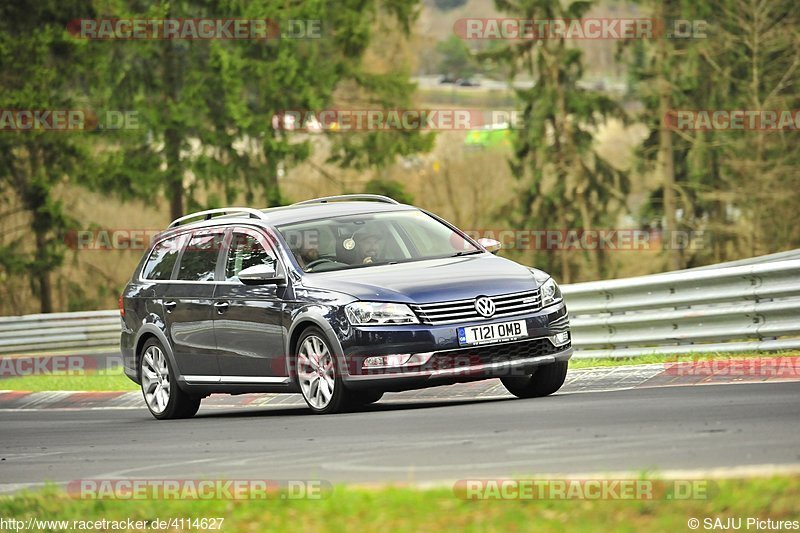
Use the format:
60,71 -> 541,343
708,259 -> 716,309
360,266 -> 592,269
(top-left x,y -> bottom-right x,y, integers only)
501,361 -> 568,398
139,338 -> 201,420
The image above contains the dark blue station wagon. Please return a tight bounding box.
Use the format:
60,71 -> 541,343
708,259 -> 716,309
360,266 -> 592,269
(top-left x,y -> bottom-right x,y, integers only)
120,195 -> 572,419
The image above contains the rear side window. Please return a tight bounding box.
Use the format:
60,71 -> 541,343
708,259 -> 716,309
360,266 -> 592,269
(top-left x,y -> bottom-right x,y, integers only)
176,232 -> 224,282
142,236 -> 183,280
225,232 -> 278,281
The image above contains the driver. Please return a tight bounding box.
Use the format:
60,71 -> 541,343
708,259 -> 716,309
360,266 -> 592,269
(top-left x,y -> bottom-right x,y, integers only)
353,229 -> 384,264
292,240 -> 320,270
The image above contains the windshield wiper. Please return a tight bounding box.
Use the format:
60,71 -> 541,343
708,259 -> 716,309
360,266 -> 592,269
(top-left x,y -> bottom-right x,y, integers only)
449,250 -> 483,257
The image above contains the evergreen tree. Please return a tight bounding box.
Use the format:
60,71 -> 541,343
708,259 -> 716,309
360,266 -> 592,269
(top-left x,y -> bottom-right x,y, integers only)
0,1 -> 98,312
492,0 -> 629,282
95,0 -> 429,220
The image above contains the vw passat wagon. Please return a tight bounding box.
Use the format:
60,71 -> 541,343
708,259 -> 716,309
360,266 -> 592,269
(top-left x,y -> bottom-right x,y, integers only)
120,195 -> 572,419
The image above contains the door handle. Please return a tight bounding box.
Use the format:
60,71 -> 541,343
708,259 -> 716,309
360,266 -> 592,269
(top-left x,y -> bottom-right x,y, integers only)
214,301 -> 229,314
163,300 -> 177,312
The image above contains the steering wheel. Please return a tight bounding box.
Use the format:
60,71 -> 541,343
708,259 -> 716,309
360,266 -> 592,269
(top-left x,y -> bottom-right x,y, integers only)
305,258 -> 334,270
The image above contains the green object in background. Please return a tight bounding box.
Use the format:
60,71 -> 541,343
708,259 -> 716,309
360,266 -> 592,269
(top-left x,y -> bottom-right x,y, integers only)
464,127 -> 510,147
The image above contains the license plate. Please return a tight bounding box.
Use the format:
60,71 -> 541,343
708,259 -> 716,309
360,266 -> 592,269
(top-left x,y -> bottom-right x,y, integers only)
457,320 -> 528,346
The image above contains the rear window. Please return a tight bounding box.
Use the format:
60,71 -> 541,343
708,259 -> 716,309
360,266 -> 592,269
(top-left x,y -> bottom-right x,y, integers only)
141,236 -> 184,280
176,232 -> 224,282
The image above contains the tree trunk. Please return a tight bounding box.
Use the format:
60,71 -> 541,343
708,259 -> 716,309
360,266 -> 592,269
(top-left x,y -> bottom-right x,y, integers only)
166,127 -> 183,220
656,3 -> 681,271
34,228 -> 53,313
24,146 -> 54,313
658,88 -> 679,270
558,209 -> 571,283
264,170 -> 282,207
162,19 -> 184,221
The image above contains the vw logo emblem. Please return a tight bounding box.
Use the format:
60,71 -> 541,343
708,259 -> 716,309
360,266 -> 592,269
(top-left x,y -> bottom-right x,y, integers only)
474,296 -> 496,318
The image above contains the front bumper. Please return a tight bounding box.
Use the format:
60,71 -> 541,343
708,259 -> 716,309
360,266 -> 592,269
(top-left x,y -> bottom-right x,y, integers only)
339,301 -> 571,390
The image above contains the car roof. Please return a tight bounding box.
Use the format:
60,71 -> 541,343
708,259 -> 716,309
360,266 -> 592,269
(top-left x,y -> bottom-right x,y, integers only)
261,201 -> 418,226
159,201 -> 420,238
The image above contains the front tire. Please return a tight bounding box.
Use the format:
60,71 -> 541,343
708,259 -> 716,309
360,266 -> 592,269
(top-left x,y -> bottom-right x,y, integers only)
501,361 -> 568,398
139,339 -> 201,420
296,327 -> 351,414
345,389 -> 384,410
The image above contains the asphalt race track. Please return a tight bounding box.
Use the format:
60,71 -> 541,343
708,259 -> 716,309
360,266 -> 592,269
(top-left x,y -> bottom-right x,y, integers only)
1,380 -> 799,492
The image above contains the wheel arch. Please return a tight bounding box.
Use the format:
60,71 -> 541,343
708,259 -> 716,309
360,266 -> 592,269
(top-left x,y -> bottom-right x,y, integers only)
285,312 -> 345,382
133,324 -> 177,382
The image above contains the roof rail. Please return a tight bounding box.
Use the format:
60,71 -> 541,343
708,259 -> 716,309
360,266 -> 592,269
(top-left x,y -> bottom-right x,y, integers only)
291,194 -> 400,206
167,207 -> 268,229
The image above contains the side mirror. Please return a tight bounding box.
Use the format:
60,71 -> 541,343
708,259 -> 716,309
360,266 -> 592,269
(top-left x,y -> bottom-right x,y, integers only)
477,238 -> 501,254
237,263 -> 283,285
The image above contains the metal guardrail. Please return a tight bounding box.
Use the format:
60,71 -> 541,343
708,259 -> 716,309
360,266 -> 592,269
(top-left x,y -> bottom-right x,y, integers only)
1,253 -> 798,359
0,310 -> 120,355
564,258 -> 800,359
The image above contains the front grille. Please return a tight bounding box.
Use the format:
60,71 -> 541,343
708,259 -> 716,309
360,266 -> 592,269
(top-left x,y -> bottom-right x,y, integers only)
409,289 -> 541,325
428,338 -> 569,369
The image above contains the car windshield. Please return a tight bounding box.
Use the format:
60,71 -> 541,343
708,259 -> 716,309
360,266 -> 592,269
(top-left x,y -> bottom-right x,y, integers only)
276,210 -> 481,272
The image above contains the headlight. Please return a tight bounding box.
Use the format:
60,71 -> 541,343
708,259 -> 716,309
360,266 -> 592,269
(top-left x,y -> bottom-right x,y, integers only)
345,302 -> 419,325
540,278 -> 562,307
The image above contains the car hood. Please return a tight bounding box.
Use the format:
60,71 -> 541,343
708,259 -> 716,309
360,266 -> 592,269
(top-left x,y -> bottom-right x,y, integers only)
301,254 -> 542,304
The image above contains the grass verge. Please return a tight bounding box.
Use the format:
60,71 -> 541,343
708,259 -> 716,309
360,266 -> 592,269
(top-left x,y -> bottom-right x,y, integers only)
0,366 -> 137,392
0,476 -> 798,532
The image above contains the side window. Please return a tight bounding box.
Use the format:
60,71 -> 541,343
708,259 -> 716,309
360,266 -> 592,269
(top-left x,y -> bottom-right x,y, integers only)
176,232 -> 224,282
225,232 -> 277,281
142,236 -> 183,280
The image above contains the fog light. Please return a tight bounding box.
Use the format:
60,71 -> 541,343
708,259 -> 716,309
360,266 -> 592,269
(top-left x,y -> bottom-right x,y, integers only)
549,331 -> 570,346
363,354 -> 411,369
362,352 -> 434,369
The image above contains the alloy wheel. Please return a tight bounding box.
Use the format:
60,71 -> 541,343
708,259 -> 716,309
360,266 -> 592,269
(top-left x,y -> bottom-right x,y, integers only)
297,335 -> 336,410
141,345 -> 171,414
